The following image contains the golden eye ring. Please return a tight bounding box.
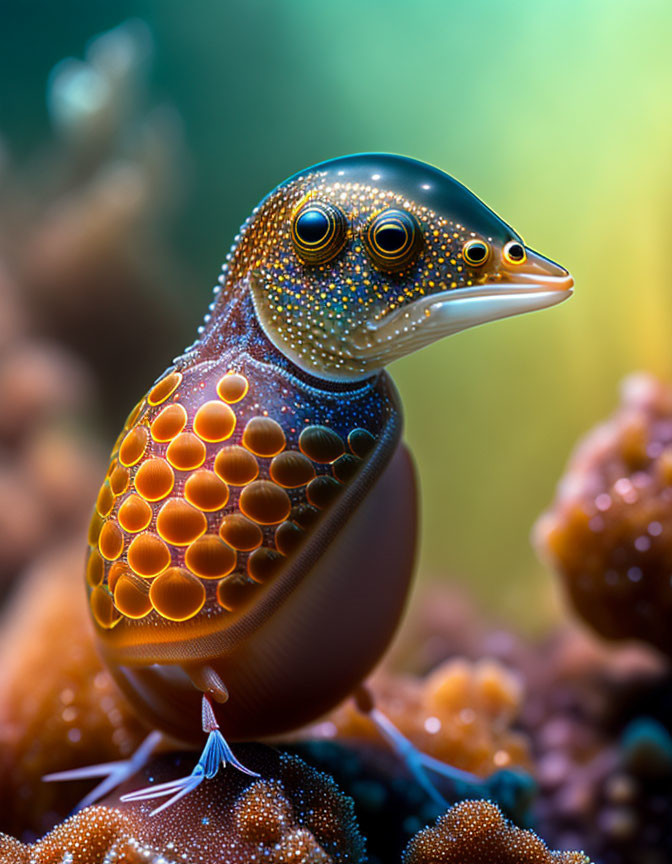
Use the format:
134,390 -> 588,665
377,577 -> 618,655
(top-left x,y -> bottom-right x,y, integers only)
462,239 -> 490,267
291,201 -> 348,265
364,208 -> 422,272
503,240 -> 527,265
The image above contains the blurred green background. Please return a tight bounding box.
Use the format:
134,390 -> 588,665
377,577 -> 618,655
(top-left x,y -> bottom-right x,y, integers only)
2,0 -> 671,631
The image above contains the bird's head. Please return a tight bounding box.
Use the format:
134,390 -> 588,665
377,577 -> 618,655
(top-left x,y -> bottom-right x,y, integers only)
219,153 -> 573,381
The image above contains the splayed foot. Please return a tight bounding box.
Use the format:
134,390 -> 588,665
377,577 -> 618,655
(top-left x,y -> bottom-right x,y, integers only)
354,687 -> 533,814
120,695 -> 259,816
43,730 -> 163,812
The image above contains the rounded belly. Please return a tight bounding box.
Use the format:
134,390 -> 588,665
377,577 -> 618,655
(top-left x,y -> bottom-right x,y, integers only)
110,443 -> 417,742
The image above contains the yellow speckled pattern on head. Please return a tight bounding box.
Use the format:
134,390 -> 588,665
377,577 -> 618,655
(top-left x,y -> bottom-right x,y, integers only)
238,177 -> 490,380
86,367 -> 383,638
194,153 -> 571,395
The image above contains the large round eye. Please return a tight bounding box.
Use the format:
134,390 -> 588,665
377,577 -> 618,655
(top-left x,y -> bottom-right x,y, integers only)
365,209 -> 422,272
503,240 -> 527,265
291,201 -> 347,265
462,239 -> 490,267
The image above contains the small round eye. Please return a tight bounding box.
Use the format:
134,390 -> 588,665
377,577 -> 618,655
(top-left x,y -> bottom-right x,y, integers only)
291,201 -> 347,265
462,239 -> 490,267
503,241 -> 527,265
365,208 -> 422,271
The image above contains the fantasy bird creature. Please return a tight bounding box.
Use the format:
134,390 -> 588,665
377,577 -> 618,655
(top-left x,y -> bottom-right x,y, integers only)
46,153 -> 573,813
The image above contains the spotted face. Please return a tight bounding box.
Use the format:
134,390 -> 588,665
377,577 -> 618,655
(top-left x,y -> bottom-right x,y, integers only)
216,154 -> 573,381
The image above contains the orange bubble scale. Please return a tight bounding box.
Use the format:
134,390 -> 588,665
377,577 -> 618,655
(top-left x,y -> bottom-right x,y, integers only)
119,426 -> 149,467
184,470 -> 230,511
134,458 -> 175,501
95,482 -> 115,518
127,532 -> 171,578
185,534 -> 237,579
90,586 -> 122,629
88,512 -> 104,546
98,520 -> 124,560
107,561 -> 128,593
299,425 -> 345,463
219,513 -> 263,551
114,572 -> 153,619
239,480 -> 291,525
156,498 -> 208,546
214,445 -> 259,486
166,432 -> 207,471
86,549 -> 105,587
217,372 -> 249,403
269,450 -> 316,488
148,371 -> 182,406
242,417 -> 287,457
247,547 -> 285,583
109,463 -> 130,495
124,398 -> 145,429
193,400 -> 236,442
150,567 -> 206,621
150,403 -> 188,442
217,573 -> 257,611
307,475 -> 343,509
275,520 -> 305,555
118,494 -> 153,533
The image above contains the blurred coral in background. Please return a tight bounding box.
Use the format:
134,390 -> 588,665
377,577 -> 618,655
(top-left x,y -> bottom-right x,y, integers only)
537,373 -> 672,656
0,20 -> 191,430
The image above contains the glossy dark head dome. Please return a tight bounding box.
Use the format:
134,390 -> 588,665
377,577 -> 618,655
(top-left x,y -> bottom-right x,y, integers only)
283,153 -> 518,245
213,152 -> 571,382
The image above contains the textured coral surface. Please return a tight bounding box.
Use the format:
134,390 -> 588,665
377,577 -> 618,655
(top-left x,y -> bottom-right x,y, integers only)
0,542 -> 147,836
537,373 -> 672,656
521,629 -> 672,864
0,748 -> 365,864
358,587 -> 672,864
403,800 -> 590,863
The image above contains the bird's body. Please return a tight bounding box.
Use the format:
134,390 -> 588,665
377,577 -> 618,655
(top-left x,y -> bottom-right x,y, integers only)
55,153 -> 573,811
90,318 -> 415,742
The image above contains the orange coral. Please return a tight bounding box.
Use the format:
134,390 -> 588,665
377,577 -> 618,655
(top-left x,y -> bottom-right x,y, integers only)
311,657 -> 531,779
403,800 -> 591,863
0,543 -> 146,836
0,749 -> 365,864
536,373 -> 672,655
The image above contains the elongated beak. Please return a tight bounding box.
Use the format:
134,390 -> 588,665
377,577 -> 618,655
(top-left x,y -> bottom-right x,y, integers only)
350,247 -> 573,366
412,247 -> 573,338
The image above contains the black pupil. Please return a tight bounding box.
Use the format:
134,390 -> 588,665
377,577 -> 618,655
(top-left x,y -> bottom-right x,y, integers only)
508,243 -> 524,261
376,223 -> 408,253
297,209 -> 329,244
468,243 -> 487,262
